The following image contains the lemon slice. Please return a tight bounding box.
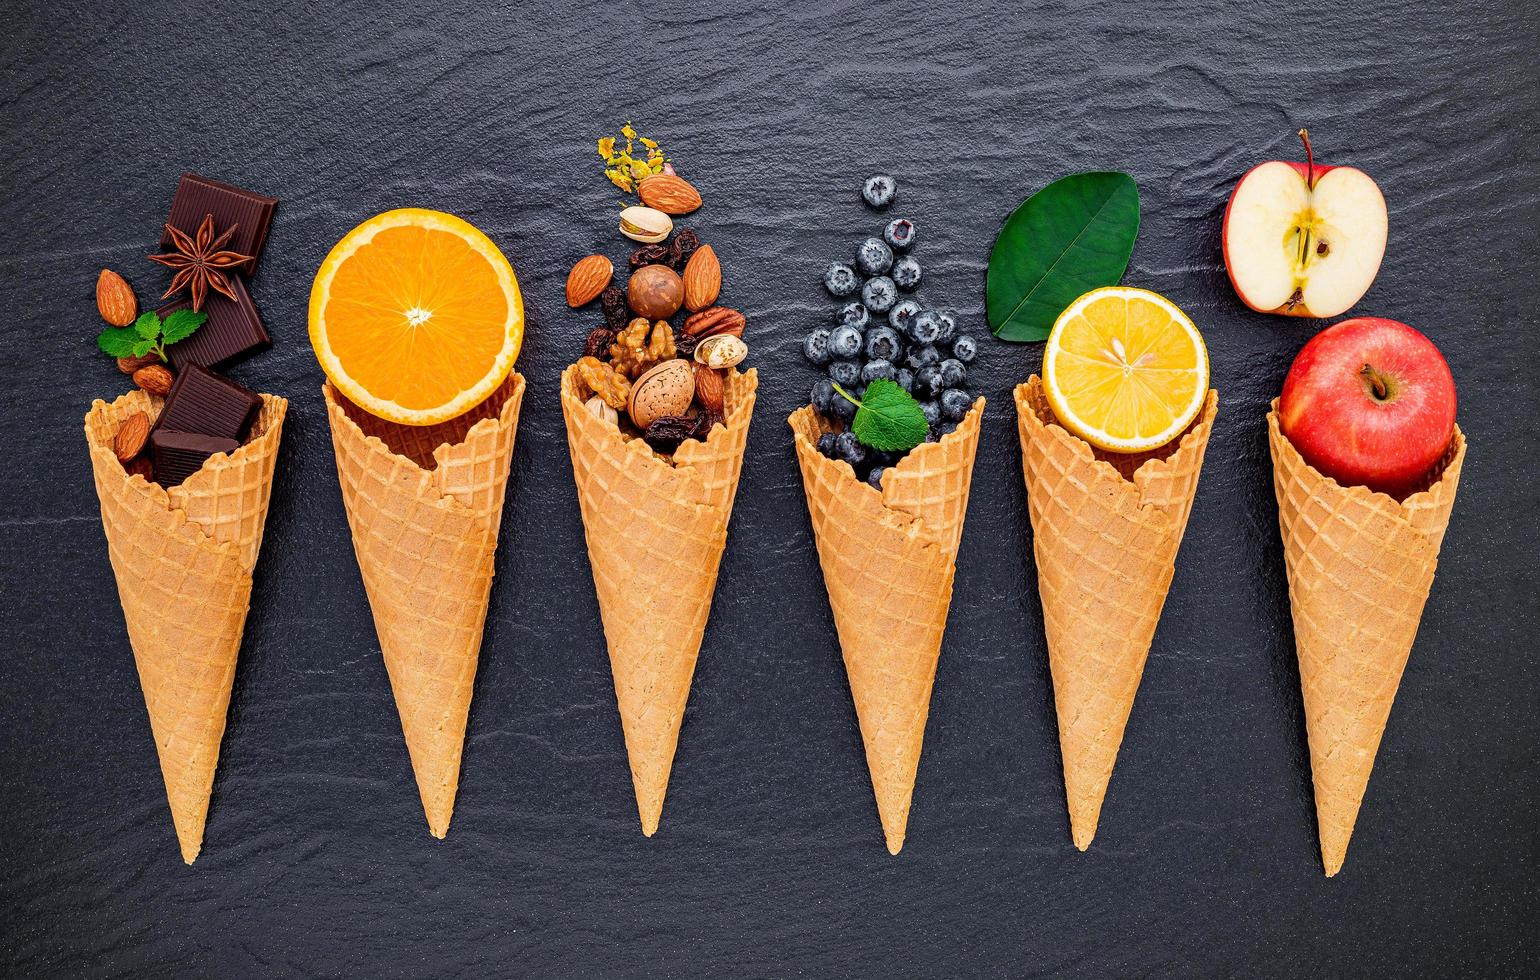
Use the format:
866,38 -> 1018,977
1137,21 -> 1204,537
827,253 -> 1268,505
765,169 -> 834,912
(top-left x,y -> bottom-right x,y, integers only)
1043,287 -> 1209,453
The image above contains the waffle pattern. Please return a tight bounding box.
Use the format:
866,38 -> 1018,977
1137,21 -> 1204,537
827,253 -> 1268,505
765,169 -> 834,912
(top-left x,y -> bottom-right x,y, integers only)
1015,377 -> 1217,851
1268,404 -> 1466,876
84,389 -> 288,864
324,373 -> 525,839
561,366 -> 758,836
789,399 -> 984,854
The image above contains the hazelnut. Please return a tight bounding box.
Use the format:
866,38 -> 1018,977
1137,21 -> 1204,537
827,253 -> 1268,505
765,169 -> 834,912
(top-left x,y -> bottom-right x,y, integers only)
627,359 -> 695,429
627,263 -> 684,320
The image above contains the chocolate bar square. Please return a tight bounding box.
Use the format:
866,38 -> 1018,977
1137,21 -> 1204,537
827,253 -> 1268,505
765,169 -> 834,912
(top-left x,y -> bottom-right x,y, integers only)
161,275 -> 272,372
161,173 -> 278,274
150,430 -> 240,489
154,363 -> 262,442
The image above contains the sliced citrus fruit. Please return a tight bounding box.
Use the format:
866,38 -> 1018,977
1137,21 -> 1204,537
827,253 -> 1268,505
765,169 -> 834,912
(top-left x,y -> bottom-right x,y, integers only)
1042,286 -> 1209,453
310,208 -> 523,426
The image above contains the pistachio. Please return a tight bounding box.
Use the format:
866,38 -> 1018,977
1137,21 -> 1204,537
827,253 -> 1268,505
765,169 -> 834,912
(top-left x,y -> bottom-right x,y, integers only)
693,334 -> 748,370
585,394 -> 619,426
627,358 -> 695,429
618,205 -> 673,244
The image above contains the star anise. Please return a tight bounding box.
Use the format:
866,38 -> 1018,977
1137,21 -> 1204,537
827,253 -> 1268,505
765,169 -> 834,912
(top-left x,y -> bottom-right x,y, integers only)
148,213 -> 253,312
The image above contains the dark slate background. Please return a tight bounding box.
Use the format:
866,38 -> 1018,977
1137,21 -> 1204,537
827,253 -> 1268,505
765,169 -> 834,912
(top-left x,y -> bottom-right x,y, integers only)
3,1 -> 1537,976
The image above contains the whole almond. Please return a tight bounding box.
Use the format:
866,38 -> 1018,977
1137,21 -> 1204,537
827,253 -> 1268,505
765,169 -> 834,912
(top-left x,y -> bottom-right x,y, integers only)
96,269 -> 137,326
682,244 -> 721,312
133,363 -> 174,397
683,305 -> 746,339
114,412 -> 151,463
116,353 -> 161,375
566,254 -> 613,307
638,174 -> 703,215
692,362 -> 726,413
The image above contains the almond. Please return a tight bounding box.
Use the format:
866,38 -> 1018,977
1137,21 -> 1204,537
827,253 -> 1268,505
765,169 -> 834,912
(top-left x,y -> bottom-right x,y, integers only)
114,412 -> 151,463
133,363 -> 174,397
566,254 -> 613,307
692,362 -> 725,412
638,174 -> 703,215
116,353 -> 161,375
683,305 -> 745,339
682,244 -> 721,312
96,269 -> 137,327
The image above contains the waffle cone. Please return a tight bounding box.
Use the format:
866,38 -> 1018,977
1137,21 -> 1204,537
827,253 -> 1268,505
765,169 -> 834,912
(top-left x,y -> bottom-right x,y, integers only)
84,389 -> 287,864
323,373 -> 525,839
1268,403 -> 1465,876
789,399 -> 984,855
560,366 -> 758,836
1015,377 -> 1217,851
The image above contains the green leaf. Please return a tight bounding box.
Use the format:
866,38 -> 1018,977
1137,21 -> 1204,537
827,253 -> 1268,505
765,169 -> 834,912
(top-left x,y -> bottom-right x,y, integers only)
97,326 -> 140,358
160,309 -> 207,345
842,379 -> 929,452
131,311 -> 162,341
131,338 -> 158,358
986,171 -> 1140,342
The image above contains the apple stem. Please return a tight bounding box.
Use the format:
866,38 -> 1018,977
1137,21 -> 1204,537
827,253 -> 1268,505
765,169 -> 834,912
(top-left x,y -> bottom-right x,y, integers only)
1298,128 -> 1315,188
1361,363 -> 1389,401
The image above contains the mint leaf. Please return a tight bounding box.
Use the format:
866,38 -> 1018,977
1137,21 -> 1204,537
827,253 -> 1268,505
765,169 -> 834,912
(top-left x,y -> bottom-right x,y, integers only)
161,309 -> 207,345
844,379 -> 928,452
131,338 -> 157,358
97,326 -> 141,358
132,311 -> 162,341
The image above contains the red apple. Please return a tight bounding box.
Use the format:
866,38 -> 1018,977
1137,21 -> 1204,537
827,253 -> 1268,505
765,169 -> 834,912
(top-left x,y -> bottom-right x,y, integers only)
1279,317 -> 1456,497
1223,130 -> 1387,318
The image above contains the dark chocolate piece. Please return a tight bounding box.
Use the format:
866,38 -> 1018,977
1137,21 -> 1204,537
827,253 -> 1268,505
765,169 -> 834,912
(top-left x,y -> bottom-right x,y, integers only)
161,173 -> 277,274
150,430 -> 239,488
161,275 -> 271,372
154,363 -> 262,442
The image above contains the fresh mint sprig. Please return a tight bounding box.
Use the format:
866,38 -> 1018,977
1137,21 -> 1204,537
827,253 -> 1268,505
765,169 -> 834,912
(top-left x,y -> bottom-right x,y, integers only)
97,309 -> 206,362
832,379 -> 929,452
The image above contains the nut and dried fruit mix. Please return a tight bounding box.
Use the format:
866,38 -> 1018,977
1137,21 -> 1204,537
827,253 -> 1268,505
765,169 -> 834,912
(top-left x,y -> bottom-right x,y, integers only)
567,127 -> 750,456
804,175 -> 982,490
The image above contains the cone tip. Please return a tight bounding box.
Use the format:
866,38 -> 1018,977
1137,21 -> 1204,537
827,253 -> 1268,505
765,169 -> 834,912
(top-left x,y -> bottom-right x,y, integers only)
885,833 -> 905,856
639,809 -> 660,837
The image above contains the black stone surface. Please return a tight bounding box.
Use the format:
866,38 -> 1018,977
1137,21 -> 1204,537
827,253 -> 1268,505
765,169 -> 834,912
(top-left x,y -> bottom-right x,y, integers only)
3,1 -> 1537,976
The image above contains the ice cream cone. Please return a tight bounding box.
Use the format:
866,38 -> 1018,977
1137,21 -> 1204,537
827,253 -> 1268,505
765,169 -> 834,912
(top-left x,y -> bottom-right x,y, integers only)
1015,376 -> 1217,851
789,398 -> 984,855
323,373 -> 525,839
560,365 -> 758,836
1268,403 -> 1465,876
84,388 -> 288,864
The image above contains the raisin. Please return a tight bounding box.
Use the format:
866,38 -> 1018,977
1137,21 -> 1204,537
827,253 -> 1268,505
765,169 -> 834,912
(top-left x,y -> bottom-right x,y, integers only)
692,408 -> 723,440
674,331 -> 700,359
583,327 -> 616,360
601,286 -> 629,331
669,228 -> 701,269
629,243 -> 671,270
644,415 -> 696,454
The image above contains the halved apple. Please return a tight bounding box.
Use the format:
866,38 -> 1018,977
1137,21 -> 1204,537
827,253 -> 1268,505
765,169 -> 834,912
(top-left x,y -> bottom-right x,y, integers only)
1222,130 -> 1387,318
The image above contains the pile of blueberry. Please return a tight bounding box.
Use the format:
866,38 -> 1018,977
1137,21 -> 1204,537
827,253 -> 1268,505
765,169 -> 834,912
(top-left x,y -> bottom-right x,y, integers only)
804,175 -> 979,489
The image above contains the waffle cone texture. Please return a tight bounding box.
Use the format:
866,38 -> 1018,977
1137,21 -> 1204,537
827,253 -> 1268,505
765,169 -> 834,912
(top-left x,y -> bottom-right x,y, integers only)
1015,377 -> 1217,851
84,389 -> 288,864
324,373 -> 525,839
1268,402 -> 1465,876
789,398 -> 984,855
560,366 -> 758,837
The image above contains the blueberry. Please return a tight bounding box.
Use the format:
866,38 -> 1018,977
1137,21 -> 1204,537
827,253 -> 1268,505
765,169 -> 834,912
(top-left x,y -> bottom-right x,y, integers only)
919,400 -> 941,428
862,174 -> 896,208
909,311 -> 941,345
906,344 -> 941,369
867,466 -> 887,490
855,237 -> 894,276
932,311 -> 956,344
884,218 -> 916,250
864,326 -> 903,362
835,302 -> 869,330
861,359 -> 897,384
860,276 -> 897,313
804,328 -> 831,365
895,368 -> 914,393
828,324 -> 863,360
832,390 -> 858,421
940,388 -> 972,422
834,431 -> 868,466
817,432 -> 839,458
888,299 -> 922,332
811,378 -> 835,414
825,262 -> 859,297
938,358 -> 966,389
950,333 -> 977,364
937,422 -> 957,437
891,255 -> 922,291
827,358 -> 861,386
915,365 -> 944,397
